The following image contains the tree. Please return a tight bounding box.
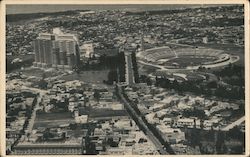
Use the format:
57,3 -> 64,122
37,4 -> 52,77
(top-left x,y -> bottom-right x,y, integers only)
42,72 -> 46,79
216,131 -> 225,154
43,128 -> 53,140
227,126 -> 243,140
131,51 -> 139,83
69,123 -> 77,130
190,128 -> 200,147
130,120 -> 133,127
146,77 -> 152,86
207,81 -> 217,88
93,90 -> 100,102
38,79 -> 48,89
107,70 -> 118,84
118,51 -> 126,82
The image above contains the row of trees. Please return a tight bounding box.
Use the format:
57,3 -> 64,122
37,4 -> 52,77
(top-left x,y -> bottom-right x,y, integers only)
76,49 -> 126,85
6,57 -> 33,73
104,50 -> 140,85
154,75 -> 244,100
200,17 -> 244,27
119,87 -> 175,154
105,70 -> 118,85
141,116 -> 175,154
8,96 -> 37,154
184,125 -> 244,154
214,64 -> 245,87
200,127 -> 244,154
131,51 -> 140,83
117,52 -> 126,82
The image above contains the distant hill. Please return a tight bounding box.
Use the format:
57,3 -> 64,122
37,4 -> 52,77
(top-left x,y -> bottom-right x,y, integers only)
6,10 -> 88,23
125,5 -> 242,15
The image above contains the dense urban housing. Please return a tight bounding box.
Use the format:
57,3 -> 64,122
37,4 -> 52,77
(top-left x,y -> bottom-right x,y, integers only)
5,4 -> 246,155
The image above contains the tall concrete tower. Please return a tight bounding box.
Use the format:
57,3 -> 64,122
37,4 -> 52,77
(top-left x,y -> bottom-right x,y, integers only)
33,28 -> 80,70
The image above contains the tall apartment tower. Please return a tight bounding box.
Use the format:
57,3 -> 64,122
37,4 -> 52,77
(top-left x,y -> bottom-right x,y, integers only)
33,28 -> 80,70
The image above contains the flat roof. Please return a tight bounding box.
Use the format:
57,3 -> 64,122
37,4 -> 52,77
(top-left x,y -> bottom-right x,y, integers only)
15,142 -> 82,148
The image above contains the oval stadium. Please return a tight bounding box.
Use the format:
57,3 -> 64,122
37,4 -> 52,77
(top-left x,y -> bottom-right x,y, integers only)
137,45 -> 239,71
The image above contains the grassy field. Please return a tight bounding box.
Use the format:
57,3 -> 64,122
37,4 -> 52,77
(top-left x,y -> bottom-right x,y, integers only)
20,67 -> 64,78
33,109 -> 128,129
164,42 -> 244,66
20,67 -> 109,84
84,109 -> 127,118
7,54 -> 34,61
139,43 -> 245,77
60,70 -> 109,83
164,56 -> 216,67
195,43 -> 245,66
186,73 -> 205,81
138,63 -> 161,75
33,112 -> 74,129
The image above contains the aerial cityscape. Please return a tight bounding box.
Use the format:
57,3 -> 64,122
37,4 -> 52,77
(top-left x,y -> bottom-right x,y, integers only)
5,4 -> 245,155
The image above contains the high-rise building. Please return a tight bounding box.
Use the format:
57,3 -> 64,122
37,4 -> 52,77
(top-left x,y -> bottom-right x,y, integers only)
33,28 -> 80,70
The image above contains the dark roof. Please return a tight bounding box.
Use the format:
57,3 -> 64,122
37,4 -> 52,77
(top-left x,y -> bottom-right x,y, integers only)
79,108 -> 127,118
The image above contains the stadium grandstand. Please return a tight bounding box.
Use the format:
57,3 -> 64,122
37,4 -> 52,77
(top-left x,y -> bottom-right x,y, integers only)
138,46 -> 176,62
137,45 -> 237,70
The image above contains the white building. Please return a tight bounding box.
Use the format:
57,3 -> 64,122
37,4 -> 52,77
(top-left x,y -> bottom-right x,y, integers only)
80,42 -> 94,59
156,125 -> 185,144
176,118 -> 195,128
75,115 -> 88,124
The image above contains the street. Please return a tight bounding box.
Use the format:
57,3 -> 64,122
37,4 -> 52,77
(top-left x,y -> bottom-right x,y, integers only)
221,116 -> 245,131
117,85 -> 174,155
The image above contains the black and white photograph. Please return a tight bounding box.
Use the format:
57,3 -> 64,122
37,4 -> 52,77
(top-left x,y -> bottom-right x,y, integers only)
2,0 -> 249,156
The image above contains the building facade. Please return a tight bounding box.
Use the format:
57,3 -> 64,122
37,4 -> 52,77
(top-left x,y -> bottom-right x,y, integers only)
33,28 -> 80,70
13,143 -> 85,155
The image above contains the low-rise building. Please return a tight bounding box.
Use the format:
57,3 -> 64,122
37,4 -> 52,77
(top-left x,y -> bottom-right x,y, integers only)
176,118 -> 195,128
156,125 -> 185,144
13,142 -> 84,155
75,115 -> 88,124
